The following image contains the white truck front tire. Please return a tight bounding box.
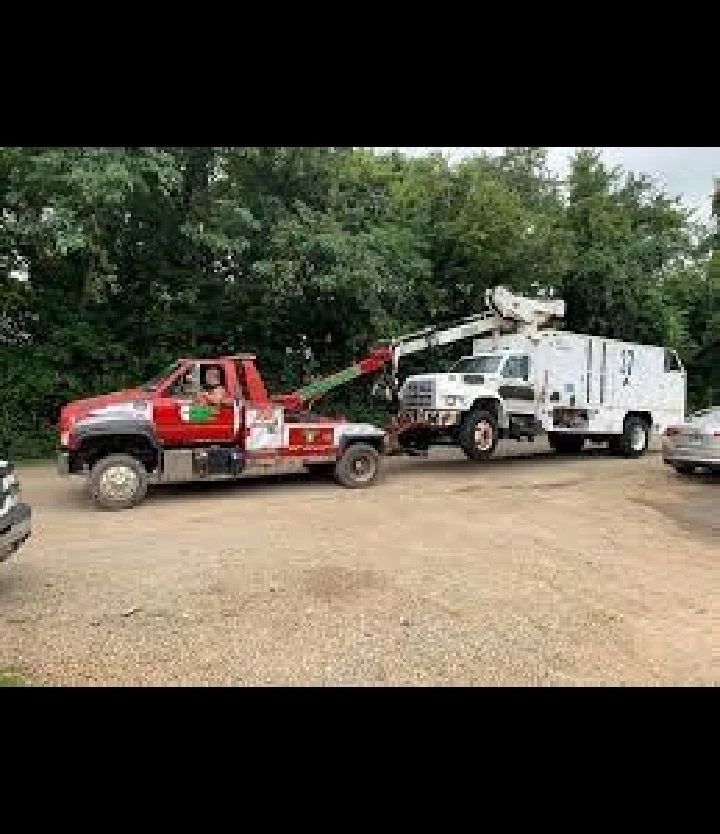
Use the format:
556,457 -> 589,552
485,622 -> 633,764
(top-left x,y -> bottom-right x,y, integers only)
458,409 -> 499,461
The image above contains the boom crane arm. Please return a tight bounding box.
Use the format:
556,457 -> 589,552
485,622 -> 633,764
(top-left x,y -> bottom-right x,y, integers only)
277,287 -> 565,410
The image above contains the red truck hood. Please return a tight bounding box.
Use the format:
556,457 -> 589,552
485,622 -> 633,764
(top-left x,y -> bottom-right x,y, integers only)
60,388 -> 147,429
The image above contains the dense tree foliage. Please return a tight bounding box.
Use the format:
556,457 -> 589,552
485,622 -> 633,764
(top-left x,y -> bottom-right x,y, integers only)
1,146 -> 716,458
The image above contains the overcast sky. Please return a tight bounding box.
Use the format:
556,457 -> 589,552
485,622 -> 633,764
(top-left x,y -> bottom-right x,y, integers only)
378,147 -> 718,222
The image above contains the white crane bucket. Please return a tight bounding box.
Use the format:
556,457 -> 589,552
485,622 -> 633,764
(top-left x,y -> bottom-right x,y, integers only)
487,286 -> 565,328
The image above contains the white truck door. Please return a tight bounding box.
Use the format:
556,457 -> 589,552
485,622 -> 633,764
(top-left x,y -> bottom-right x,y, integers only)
498,354 -> 536,417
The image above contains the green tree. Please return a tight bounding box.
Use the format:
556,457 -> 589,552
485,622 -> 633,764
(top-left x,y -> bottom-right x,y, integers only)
0,146 -> 716,457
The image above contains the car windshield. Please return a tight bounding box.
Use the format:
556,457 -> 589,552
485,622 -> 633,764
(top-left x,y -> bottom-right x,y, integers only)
450,355 -> 503,375
690,407 -> 720,426
140,362 -> 181,392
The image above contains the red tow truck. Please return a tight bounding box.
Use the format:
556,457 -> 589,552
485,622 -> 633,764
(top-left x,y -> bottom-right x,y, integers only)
58,353 -> 393,510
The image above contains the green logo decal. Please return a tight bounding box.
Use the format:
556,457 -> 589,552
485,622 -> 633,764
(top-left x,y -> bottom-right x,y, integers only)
181,404 -> 219,423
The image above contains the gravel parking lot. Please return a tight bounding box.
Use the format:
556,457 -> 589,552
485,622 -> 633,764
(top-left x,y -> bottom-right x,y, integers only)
1,441 -> 717,686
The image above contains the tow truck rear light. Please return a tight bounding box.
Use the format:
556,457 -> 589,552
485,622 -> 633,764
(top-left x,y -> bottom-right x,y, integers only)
664,427 -> 681,436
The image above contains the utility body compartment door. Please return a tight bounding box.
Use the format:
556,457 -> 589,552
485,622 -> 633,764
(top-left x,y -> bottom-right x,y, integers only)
542,336 -> 585,409
605,342 -> 661,413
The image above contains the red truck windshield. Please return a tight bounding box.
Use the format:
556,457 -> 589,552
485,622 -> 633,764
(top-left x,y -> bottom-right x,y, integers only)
140,362 -> 181,392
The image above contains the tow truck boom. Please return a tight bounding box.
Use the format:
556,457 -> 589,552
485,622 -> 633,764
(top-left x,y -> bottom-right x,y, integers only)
280,287 -> 565,410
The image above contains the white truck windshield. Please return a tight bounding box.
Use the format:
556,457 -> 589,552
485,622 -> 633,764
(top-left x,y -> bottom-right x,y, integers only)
450,356 -> 503,374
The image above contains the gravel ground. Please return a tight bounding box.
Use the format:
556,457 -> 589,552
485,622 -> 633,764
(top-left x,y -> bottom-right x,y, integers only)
1,440 -> 717,686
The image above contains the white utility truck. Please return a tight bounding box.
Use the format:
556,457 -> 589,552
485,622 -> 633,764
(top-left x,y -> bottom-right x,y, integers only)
389,287 -> 687,460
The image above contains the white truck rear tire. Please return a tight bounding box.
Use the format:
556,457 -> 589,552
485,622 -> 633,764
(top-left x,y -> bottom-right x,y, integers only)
614,415 -> 650,458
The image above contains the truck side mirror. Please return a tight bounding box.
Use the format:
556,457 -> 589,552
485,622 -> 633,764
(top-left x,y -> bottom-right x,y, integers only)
371,379 -> 393,403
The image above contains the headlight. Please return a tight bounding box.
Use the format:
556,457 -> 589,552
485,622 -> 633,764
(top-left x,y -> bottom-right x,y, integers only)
60,430 -> 70,447
443,395 -> 465,407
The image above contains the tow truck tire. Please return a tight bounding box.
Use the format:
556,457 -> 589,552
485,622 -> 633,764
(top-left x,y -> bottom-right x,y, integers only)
459,409 -> 499,461
548,433 -> 585,455
616,415 -> 650,458
89,454 -> 148,511
334,443 -> 381,488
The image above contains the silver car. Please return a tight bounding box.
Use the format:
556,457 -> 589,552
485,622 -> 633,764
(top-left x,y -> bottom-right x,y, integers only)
663,407 -> 720,475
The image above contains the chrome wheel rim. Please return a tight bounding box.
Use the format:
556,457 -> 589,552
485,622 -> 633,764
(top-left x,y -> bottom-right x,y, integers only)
351,454 -> 375,483
99,465 -> 138,503
630,425 -> 646,451
474,421 -> 494,451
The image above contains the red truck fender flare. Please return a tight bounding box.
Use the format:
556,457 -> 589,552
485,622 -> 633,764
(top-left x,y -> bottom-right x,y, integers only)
336,428 -> 387,455
72,418 -> 162,450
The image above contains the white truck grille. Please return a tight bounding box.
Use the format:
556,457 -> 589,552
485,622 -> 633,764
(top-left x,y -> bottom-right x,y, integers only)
402,380 -> 435,408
